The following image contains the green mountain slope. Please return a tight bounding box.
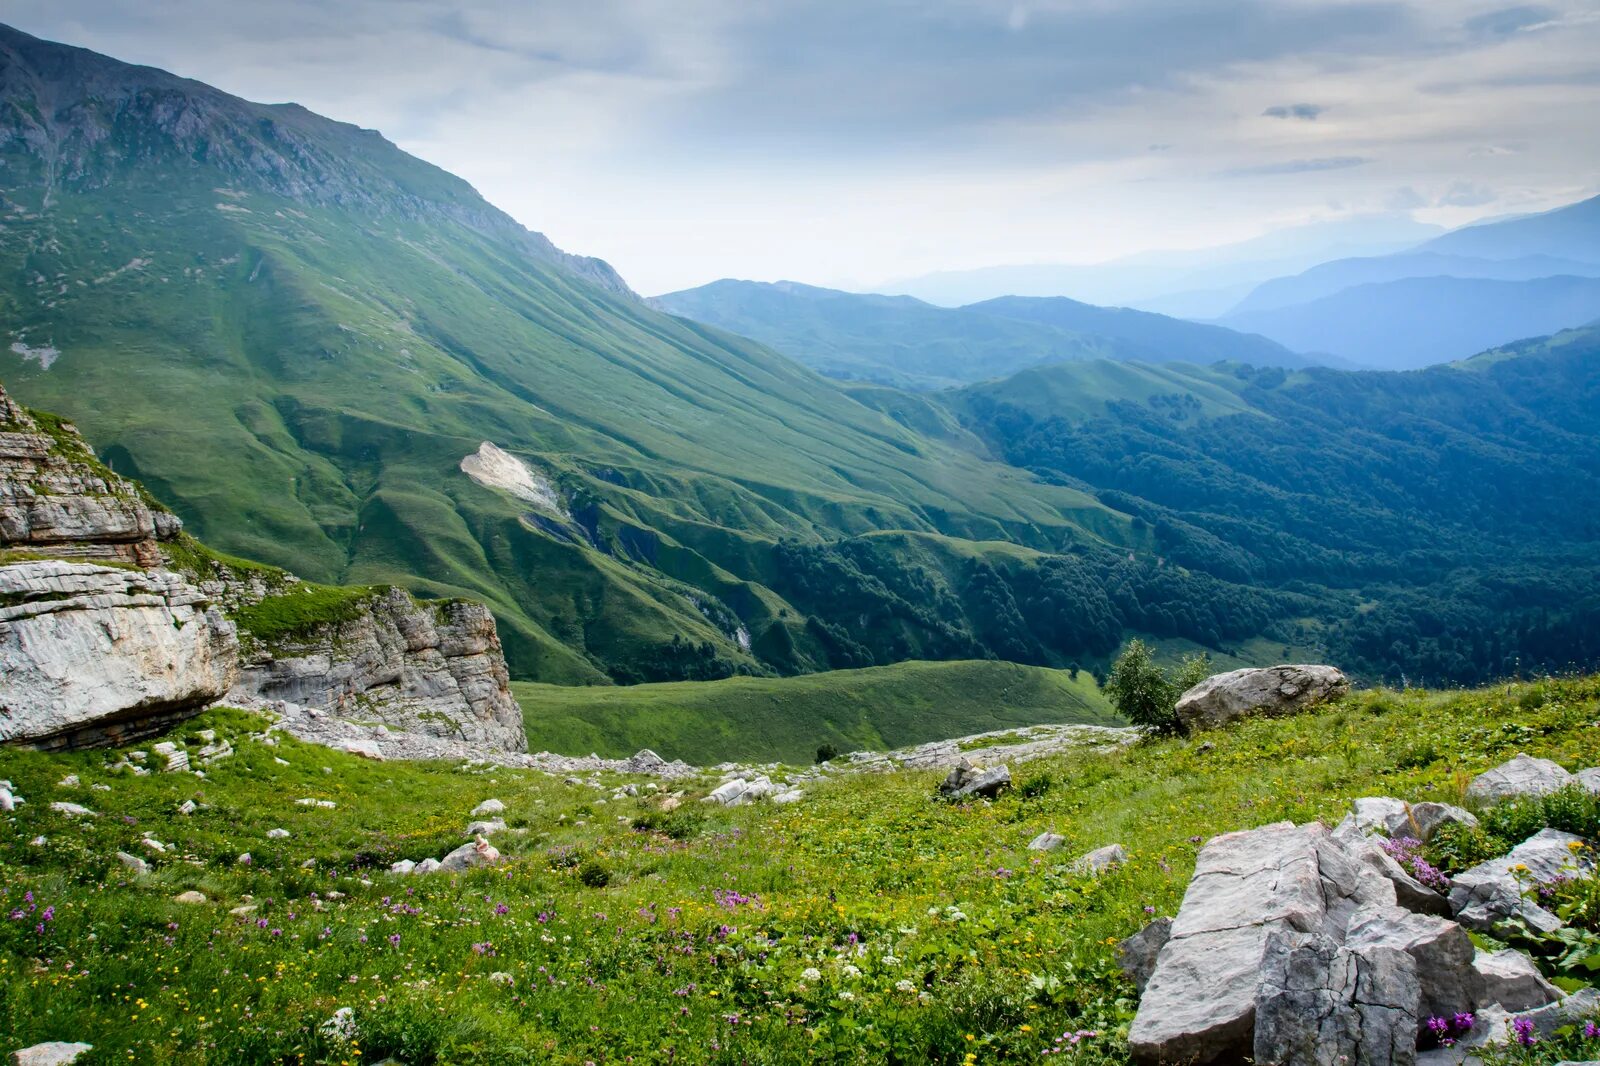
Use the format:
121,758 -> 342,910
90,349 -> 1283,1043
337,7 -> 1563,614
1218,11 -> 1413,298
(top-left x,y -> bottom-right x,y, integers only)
653,279 -> 1309,389
947,328 -> 1600,684
515,658 -> 1114,763
0,24 -> 1140,685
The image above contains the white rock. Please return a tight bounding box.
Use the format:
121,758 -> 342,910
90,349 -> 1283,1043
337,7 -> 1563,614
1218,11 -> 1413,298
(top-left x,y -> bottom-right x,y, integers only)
177,799 -> 196,815
464,818 -> 506,836
341,738 -> 383,761
115,851 -> 150,875
266,828 -> 290,839
319,1007 -> 356,1041
1448,828 -> 1592,933
1072,843 -> 1127,874
389,859 -> 417,875
471,799 -> 505,817
1471,948 -> 1561,1012
437,836 -> 500,872
48,802 -> 95,818
1466,754 -> 1573,803
8,1042 -> 94,1066
0,562 -> 237,747
56,774 -> 79,788
172,891 -> 207,904
1174,665 -> 1349,732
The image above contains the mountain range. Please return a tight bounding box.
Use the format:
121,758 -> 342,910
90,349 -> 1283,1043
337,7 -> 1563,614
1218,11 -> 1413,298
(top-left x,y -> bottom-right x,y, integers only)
3,22 -> 1599,694
652,281 -> 1310,389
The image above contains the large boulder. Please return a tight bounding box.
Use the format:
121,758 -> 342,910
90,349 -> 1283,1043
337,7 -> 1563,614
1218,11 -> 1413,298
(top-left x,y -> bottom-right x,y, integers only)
1174,665 -> 1349,733
0,561 -> 238,749
1128,821 -> 1393,1063
1466,754 -> 1573,803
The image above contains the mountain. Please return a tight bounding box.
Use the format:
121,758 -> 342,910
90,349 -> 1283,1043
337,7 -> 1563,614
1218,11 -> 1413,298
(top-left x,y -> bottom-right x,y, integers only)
0,23 -> 1142,685
651,279 -> 1131,389
1217,275 -> 1600,369
965,295 -> 1314,367
652,280 -> 1309,390
876,215 -> 1446,315
1227,252 -> 1600,316
945,326 -> 1600,685
1416,193 -> 1600,261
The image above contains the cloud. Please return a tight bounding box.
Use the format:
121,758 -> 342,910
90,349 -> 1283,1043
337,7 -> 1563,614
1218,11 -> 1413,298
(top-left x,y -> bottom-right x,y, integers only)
1217,157 -> 1373,179
1463,5 -> 1558,40
1438,181 -> 1498,207
1262,103 -> 1325,120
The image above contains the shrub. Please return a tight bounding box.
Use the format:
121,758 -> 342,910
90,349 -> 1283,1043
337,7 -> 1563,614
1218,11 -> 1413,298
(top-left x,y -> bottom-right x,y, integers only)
1017,772 -> 1055,800
816,743 -> 839,764
577,860 -> 611,888
1104,641 -> 1211,734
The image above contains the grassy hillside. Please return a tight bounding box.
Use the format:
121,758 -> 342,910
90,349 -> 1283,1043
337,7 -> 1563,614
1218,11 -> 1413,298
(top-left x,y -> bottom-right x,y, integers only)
4,677 -> 1600,1062
514,659 -> 1116,763
0,25 -> 1137,686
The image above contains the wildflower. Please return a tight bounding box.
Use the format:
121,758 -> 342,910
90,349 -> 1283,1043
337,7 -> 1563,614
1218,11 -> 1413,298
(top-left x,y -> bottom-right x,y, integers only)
388,934 -> 401,947
896,979 -> 915,993
1512,1017 -> 1537,1047
1585,1020 -> 1600,1039
801,967 -> 822,982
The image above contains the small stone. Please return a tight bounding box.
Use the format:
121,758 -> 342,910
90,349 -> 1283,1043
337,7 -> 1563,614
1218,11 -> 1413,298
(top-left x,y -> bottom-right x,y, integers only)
1072,843 -> 1128,874
57,774 -> 79,789
172,891 -> 207,904
341,739 -> 383,761
9,1042 -> 93,1066
266,828 -> 290,839
177,800 -> 197,815
465,818 -> 506,837
115,851 -> 150,875
48,802 -> 95,818
390,859 -> 417,875
1027,832 -> 1066,852
471,799 -> 505,817
319,1007 -> 356,1041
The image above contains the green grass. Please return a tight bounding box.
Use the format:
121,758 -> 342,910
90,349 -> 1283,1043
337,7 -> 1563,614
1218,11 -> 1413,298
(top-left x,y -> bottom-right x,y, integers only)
514,659 -> 1116,763
230,584 -> 382,646
4,678 -> 1600,1062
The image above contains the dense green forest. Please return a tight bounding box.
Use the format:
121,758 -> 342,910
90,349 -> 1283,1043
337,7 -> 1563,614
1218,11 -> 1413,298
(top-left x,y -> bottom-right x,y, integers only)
946,329 -> 1600,684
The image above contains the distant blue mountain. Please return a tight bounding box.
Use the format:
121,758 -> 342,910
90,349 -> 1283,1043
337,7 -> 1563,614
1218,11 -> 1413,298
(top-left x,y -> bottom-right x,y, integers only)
1220,274 -> 1600,369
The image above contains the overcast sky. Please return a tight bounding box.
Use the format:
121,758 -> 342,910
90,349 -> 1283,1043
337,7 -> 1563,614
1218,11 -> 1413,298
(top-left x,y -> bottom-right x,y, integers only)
6,1 -> 1599,294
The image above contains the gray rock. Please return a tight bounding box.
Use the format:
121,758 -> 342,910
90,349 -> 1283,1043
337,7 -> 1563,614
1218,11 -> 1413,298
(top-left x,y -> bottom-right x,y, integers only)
771,789 -> 804,804
1337,796 -> 1412,840
228,585 -> 526,753
1345,905 -> 1477,1020
464,818 -> 506,836
1027,832 -> 1066,852
0,562 -> 237,750
471,799 -> 505,817
1117,917 -> 1171,993
1448,829 -> 1591,933
340,738 -> 383,761
1409,802 -> 1480,842
1466,754 -> 1573,803
172,891 -> 207,904
413,857 -> 442,874
1174,665 -> 1349,733
1253,930 -> 1419,1066
1508,987 -> 1600,1041
1576,768 -> 1600,795
266,828 -> 290,839
8,1042 -> 93,1066
1470,948 -> 1561,1013
704,779 -> 749,805
437,836 -> 500,872
115,851 -> 149,875
389,859 -> 417,875
1072,843 -> 1128,874
1344,835 -> 1452,916
1129,821 -> 1392,1064
938,758 -> 1011,799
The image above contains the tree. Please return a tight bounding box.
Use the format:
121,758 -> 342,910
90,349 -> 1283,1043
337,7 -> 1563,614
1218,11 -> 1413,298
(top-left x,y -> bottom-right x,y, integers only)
1104,639 -> 1177,732
1174,651 -> 1213,700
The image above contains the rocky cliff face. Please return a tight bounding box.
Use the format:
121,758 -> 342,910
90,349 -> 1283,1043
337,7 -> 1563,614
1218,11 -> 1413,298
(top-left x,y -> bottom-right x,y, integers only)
0,382 -> 178,566
228,587 -> 527,752
0,560 -> 238,749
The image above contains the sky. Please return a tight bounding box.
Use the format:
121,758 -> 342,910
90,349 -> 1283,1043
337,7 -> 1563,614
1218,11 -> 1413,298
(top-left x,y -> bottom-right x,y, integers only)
5,1 -> 1600,295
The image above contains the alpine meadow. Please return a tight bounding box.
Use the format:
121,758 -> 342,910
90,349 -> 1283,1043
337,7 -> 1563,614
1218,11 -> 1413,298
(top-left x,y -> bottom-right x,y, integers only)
2,7 -> 1600,1066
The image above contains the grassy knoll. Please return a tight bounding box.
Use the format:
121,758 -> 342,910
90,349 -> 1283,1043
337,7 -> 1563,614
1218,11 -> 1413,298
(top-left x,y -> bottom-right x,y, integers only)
3,678 -> 1600,1062
514,659 -> 1116,763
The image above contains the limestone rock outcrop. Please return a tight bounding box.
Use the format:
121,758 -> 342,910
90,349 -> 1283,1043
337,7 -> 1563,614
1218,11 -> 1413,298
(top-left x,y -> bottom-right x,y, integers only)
1174,665 -> 1349,732
0,560 -> 237,749
0,382 -> 178,567
228,586 -> 526,752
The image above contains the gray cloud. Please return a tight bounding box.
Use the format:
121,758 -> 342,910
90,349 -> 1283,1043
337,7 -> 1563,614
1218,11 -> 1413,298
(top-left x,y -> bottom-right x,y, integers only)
1217,157 -> 1373,179
1463,5 -> 1557,39
1263,103 -> 1325,120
